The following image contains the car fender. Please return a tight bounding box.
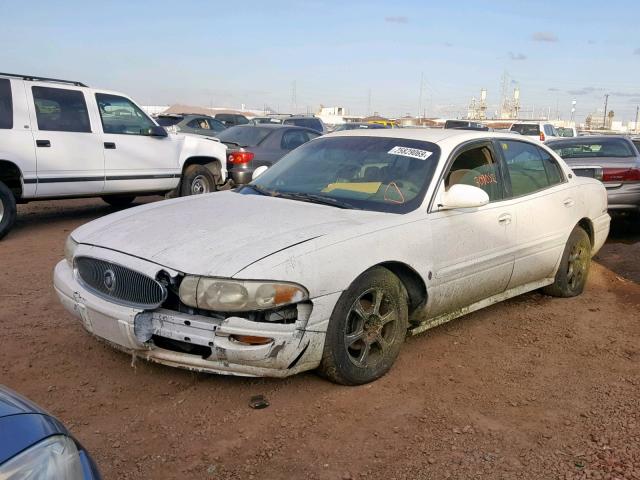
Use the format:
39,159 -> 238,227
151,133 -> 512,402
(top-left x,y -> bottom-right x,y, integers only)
176,134 -> 228,180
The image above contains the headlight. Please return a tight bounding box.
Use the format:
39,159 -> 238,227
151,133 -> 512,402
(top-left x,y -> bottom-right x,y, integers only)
0,435 -> 84,480
179,277 -> 308,312
64,235 -> 79,266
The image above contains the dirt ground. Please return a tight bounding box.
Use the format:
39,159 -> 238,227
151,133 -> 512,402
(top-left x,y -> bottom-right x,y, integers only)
1,198 -> 639,480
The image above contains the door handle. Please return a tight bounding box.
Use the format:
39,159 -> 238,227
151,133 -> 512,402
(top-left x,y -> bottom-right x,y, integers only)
563,198 -> 575,207
104,142 -> 116,149
498,213 -> 512,225
36,140 -> 51,147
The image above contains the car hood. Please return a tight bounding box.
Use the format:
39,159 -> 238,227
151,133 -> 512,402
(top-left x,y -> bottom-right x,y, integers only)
72,191 -> 388,277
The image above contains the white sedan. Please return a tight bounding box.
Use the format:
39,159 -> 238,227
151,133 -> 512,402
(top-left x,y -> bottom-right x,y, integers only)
54,130 -> 610,385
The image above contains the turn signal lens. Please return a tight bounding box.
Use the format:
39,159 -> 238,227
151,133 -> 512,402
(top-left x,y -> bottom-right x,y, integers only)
539,131 -> 545,142
230,335 -> 273,345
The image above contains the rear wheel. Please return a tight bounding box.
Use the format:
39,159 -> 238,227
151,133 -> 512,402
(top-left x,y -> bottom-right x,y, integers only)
543,226 -> 591,297
180,164 -> 220,196
0,181 -> 17,240
319,267 -> 409,385
102,195 -> 136,208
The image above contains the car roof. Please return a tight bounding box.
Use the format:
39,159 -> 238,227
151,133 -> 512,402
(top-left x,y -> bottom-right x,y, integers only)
328,128 -> 523,145
547,135 -> 631,143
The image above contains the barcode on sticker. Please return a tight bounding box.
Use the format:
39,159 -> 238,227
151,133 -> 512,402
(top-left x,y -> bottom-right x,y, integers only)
387,146 -> 433,160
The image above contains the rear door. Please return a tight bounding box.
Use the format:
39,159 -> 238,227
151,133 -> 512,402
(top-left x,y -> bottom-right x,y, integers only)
497,139 -> 577,289
26,83 -> 105,196
95,93 -> 181,193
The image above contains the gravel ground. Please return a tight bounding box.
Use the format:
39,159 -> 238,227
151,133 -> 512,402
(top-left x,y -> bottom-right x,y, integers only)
1,198 -> 639,480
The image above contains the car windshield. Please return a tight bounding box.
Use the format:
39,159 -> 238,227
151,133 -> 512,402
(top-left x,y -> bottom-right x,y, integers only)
556,127 -> 574,137
156,116 -> 183,127
242,136 -> 440,213
216,126 -> 272,147
510,124 -> 539,136
284,117 -> 323,131
548,138 -> 636,159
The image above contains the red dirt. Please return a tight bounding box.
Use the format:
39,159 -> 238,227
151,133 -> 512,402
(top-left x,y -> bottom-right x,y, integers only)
1,198 -> 639,480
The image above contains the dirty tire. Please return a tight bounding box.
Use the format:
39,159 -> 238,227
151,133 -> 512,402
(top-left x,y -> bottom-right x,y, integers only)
542,226 -> 591,298
180,164 -> 219,196
102,195 -> 136,208
319,267 -> 409,385
0,181 -> 17,240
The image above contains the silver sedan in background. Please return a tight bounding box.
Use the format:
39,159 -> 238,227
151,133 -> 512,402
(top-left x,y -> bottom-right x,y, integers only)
547,135 -> 640,215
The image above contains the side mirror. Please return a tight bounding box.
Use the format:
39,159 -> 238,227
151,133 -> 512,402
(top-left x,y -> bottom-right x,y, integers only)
143,126 -> 168,137
440,184 -> 489,209
252,165 -> 269,180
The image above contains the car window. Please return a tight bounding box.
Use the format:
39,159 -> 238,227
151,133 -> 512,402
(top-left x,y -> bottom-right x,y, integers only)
0,79 -> 12,129
510,124 -> 539,136
249,136 -> 441,214
208,118 -> 226,132
548,138 -> 636,159
500,140 -> 563,196
283,118 -> 323,132
633,140 -> 640,153
216,126 -> 272,147
445,145 -> 503,202
187,118 -> 212,130
95,93 -> 156,135
156,116 -> 183,127
281,129 -> 312,150
32,86 -> 91,133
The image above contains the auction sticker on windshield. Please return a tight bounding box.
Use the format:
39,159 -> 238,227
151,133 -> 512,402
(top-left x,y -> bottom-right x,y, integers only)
387,146 -> 433,160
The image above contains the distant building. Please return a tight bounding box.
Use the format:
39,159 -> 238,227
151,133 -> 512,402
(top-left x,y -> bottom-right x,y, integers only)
317,106 -> 360,125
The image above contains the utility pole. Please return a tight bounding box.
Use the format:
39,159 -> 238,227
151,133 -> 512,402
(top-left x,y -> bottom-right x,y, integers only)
635,105 -> 639,133
367,88 -> 372,117
602,94 -> 609,129
290,81 -> 297,114
418,72 -> 424,120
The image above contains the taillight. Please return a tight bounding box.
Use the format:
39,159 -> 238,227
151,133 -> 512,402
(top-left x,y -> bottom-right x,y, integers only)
539,131 -> 545,142
228,151 -> 254,164
602,168 -> 640,182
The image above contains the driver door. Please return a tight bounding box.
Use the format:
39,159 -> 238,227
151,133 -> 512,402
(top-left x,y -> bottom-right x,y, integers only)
427,141 -> 517,316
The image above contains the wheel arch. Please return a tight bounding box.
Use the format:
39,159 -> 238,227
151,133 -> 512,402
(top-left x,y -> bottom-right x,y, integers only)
577,217 -> 594,247
182,156 -> 223,180
376,261 -> 428,315
0,160 -> 23,199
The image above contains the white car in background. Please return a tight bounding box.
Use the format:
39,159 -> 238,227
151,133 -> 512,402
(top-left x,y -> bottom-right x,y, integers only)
0,73 -> 227,239
510,122 -> 559,142
54,130 -> 610,385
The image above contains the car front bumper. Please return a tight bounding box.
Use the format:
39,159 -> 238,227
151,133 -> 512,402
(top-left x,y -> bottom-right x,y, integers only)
53,256 -> 340,378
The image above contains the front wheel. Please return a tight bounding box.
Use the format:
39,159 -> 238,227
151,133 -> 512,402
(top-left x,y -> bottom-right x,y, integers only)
0,181 -> 17,240
543,226 -> 591,297
180,164 -> 219,196
319,267 -> 409,385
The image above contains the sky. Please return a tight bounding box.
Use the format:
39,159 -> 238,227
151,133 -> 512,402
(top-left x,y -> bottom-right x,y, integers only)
1,0 -> 640,122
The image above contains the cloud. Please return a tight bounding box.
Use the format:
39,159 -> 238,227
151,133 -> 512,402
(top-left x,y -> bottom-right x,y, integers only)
634,48 -> 640,55
611,91 -> 640,97
385,16 -> 408,24
548,88 -> 560,92
567,87 -> 604,96
588,39 -> 596,45
532,31 -> 558,42
508,52 -> 527,61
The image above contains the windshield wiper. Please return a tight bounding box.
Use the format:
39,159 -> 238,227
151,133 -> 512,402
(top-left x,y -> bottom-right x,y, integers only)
240,184 -> 273,196
276,192 -> 357,209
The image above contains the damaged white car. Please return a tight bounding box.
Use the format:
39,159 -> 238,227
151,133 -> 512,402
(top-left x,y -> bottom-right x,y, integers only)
54,130 -> 610,385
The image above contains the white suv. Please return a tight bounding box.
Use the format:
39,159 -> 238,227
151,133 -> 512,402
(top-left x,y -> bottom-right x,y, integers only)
0,73 -> 228,239
510,122 -> 559,143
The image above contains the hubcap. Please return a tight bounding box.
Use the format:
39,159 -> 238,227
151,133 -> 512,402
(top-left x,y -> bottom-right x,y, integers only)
567,242 -> 588,290
191,175 -> 210,195
344,288 -> 397,368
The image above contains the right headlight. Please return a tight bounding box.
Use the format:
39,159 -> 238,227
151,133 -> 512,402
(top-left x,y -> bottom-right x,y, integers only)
0,435 -> 84,480
179,277 -> 308,312
64,235 -> 79,267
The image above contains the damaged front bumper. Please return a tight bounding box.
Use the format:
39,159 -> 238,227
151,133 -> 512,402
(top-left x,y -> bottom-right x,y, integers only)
53,257 -> 339,378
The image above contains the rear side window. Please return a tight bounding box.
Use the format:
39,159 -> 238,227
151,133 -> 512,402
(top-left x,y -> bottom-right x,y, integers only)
32,86 -> 91,133
0,79 -> 12,129
500,140 -> 563,196
96,93 -> 156,135
510,124 -> 539,136
281,129 -> 314,150
544,125 -> 557,136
